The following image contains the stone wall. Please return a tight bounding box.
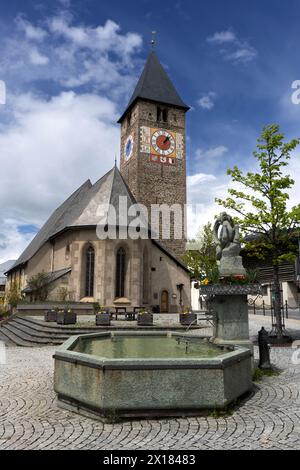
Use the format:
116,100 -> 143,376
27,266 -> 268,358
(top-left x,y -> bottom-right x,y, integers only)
120,99 -> 187,259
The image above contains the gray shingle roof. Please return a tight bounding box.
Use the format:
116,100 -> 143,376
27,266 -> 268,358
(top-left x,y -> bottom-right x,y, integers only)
22,267 -> 72,293
8,167 -> 140,273
8,166 -> 189,275
118,51 -> 189,123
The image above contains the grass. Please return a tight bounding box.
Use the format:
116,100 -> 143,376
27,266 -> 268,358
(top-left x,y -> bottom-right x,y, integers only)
252,367 -> 281,382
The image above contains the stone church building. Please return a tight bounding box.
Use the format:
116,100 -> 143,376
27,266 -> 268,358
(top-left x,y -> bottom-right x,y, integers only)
6,51 -> 191,313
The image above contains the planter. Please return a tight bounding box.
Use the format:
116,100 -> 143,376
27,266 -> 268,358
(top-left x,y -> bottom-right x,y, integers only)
44,310 -> 57,322
180,313 -> 197,326
96,313 -> 111,326
137,313 -> 153,326
199,284 -> 262,296
56,311 -> 77,325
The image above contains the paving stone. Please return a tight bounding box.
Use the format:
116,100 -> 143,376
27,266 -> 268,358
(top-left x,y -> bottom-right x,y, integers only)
0,316 -> 300,449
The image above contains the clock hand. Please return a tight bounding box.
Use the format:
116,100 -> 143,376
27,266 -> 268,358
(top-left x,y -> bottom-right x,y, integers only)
163,136 -> 170,144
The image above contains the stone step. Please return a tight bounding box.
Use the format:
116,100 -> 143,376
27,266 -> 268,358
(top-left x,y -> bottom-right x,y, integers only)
0,326 -> 40,347
13,317 -> 91,338
15,316 -> 98,334
8,320 -> 70,342
2,323 -> 64,346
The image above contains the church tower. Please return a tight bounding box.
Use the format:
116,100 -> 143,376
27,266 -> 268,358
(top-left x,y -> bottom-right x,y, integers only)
118,51 -> 190,258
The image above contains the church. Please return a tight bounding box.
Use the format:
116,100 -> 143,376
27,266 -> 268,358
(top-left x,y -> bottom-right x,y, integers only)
5,51 -> 191,313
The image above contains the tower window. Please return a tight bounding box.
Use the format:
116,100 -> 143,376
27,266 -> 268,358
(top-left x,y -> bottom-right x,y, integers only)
157,107 -> 162,122
85,245 -> 95,297
157,107 -> 168,123
116,247 -> 126,298
65,244 -> 71,261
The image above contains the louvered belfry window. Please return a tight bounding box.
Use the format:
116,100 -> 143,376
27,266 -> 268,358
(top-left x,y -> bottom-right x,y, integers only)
116,247 -> 126,298
85,246 -> 95,297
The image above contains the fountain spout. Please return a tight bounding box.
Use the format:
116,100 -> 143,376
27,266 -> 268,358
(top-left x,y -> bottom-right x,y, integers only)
185,318 -> 198,334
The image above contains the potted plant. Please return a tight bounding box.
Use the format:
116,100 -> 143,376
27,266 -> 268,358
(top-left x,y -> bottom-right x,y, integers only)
96,306 -> 111,326
44,307 -> 57,322
137,309 -> 153,326
180,307 -> 197,326
56,308 -> 77,325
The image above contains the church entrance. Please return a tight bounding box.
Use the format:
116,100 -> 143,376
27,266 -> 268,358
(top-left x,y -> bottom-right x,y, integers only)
160,290 -> 169,313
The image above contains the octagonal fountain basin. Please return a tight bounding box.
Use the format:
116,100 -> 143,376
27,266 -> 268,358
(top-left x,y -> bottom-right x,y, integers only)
53,332 -> 252,419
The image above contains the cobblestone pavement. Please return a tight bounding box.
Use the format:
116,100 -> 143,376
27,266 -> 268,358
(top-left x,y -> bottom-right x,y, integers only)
0,316 -> 300,450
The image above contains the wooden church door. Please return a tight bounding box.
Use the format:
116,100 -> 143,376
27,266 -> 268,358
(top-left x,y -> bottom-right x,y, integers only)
160,290 -> 169,313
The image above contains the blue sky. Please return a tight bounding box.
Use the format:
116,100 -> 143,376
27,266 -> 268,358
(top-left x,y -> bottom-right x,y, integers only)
1,0 -> 300,262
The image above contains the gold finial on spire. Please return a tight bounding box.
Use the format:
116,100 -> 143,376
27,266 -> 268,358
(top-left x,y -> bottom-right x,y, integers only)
151,31 -> 157,50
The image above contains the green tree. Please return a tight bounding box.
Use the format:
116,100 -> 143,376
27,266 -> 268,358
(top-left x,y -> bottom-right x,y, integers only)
182,222 -> 217,280
216,124 -> 300,338
6,281 -> 22,310
27,272 -> 51,301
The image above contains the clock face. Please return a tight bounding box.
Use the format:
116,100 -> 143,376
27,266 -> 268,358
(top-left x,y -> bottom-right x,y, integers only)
151,130 -> 176,156
124,135 -> 134,161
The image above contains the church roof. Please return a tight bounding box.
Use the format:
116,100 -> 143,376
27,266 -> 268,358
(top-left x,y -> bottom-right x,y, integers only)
22,267 -> 72,293
118,51 -> 190,123
8,166 -> 189,275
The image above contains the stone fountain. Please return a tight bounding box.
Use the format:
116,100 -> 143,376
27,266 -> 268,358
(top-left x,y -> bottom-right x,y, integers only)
200,213 -> 261,353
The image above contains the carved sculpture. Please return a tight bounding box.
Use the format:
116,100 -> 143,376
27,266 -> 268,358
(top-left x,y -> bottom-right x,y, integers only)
213,212 -> 246,277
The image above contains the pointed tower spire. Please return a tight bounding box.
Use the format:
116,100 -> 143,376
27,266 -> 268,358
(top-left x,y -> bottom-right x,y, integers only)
118,51 -> 189,123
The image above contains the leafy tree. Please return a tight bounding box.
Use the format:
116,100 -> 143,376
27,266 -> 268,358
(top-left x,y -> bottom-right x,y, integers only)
215,124 -> 300,338
182,222 -> 217,280
27,272 -> 51,301
6,281 -> 22,310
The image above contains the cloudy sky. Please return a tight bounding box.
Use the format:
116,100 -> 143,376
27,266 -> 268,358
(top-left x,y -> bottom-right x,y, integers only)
1,0 -> 300,262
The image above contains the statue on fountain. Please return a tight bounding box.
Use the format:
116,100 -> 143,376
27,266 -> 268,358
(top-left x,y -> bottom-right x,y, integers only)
213,212 -> 246,277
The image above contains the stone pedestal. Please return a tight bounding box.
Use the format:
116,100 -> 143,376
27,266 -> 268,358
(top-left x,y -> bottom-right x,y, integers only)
210,294 -> 252,352
199,284 -> 261,355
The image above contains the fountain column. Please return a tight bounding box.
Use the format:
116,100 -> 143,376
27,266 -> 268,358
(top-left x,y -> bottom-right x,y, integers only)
199,213 -> 261,354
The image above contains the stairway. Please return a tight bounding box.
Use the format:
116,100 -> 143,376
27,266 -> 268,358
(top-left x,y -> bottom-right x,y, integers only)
0,316 -> 100,347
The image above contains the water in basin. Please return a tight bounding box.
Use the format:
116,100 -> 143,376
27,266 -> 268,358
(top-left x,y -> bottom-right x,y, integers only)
71,335 -> 228,359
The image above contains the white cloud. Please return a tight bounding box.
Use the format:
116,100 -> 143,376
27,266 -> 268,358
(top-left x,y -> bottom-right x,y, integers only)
0,14 -> 144,262
0,91 -> 119,262
0,220 -> 35,264
197,92 -> 217,110
1,16 -> 142,99
207,30 -> 236,44
207,29 -> 257,64
15,15 -> 48,41
29,47 -> 49,65
225,46 -> 257,64
195,146 -> 228,159
187,172 -> 230,238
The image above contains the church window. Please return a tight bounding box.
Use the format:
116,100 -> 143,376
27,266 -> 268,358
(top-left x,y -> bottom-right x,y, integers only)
162,108 -> 168,122
85,245 -> 95,297
65,244 -> 70,261
116,247 -> 126,298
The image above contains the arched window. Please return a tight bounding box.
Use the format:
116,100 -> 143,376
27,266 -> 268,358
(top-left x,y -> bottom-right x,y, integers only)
85,246 -> 95,297
116,247 -> 126,298
65,244 -> 70,261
